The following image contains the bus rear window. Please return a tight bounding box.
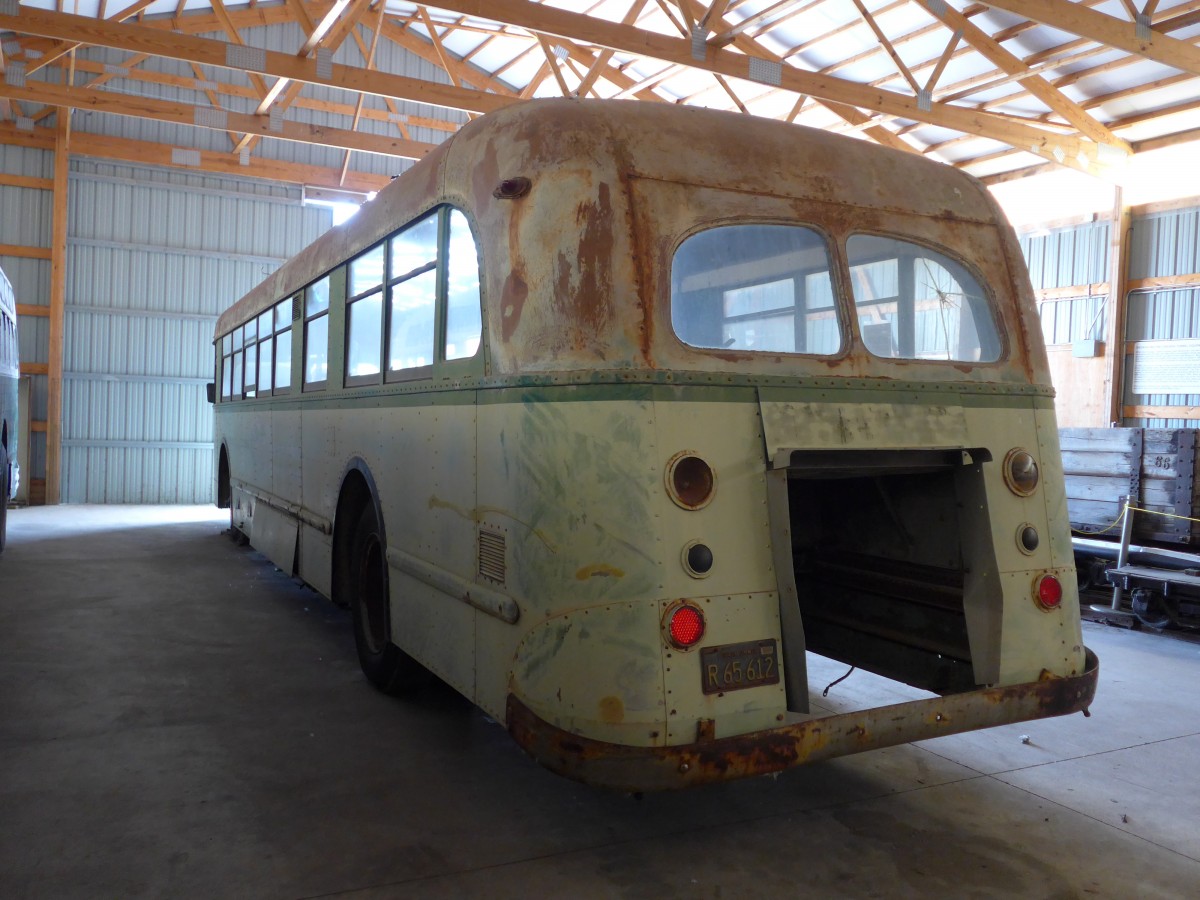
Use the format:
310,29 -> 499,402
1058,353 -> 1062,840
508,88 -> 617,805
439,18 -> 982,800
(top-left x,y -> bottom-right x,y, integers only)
671,224 -> 841,356
846,235 -> 1002,363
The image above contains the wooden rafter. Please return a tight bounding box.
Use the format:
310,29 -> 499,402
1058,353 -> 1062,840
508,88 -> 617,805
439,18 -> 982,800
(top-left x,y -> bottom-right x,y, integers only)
0,8 -> 514,115
915,0 -> 1130,153
1,0 -> 1199,189
0,118 -> 389,194
0,75 -> 438,160
981,0 -> 1200,77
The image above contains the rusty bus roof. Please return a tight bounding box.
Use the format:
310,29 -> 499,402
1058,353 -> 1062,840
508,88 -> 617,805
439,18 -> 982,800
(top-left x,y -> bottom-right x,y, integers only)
216,98 -> 1003,339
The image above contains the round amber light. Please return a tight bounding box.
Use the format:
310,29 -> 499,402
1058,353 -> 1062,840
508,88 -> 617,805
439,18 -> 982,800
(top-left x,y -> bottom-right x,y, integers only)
1004,448 -> 1040,496
665,452 -> 716,510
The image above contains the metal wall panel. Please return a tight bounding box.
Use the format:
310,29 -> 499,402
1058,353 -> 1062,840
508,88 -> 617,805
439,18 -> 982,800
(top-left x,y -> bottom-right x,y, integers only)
1038,294 -> 1106,345
0,143 -> 53,179
1123,206 -> 1200,427
0,187 -> 52,247
56,161 -> 331,503
1018,220 -> 1110,289
1130,207 -> 1200,280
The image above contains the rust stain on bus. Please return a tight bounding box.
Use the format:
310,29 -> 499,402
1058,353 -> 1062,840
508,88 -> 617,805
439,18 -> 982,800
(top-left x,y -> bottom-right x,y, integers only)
507,650 -> 1097,792
576,563 -> 625,580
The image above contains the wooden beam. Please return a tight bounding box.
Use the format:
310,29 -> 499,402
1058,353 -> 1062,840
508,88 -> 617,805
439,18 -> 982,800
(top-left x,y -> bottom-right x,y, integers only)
58,56 -> 461,135
981,0 -> 1200,77
16,304 -> 51,317
0,244 -> 53,260
415,0 -> 1109,172
236,0 -> 375,155
1105,188 -> 1132,428
851,0 -> 921,95
1128,272 -> 1200,291
0,8 -> 514,116
0,77 -> 440,161
678,0 -> 917,154
915,0 -> 1131,153
1035,283 -> 1111,302
0,121 -> 391,195
22,0 -> 158,76
19,363 -> 49,376
47,111 -> 70,505
1123,405 -> 1200,420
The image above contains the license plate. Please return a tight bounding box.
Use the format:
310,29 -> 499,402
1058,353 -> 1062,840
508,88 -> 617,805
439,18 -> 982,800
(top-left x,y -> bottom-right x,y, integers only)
700,639 -> 780,695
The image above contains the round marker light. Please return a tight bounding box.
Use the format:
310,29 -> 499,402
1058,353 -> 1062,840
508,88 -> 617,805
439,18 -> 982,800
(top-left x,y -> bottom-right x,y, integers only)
1034,573 -> 1063,610
683,541 -> 714,577
667,603 -> 706,649
1018,524 -> 1039,554
1004,448 -> 1040,496
665,452 -> 716,509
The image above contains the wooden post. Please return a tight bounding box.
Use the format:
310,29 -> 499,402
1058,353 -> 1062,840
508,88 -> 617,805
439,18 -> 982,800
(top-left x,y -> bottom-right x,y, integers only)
1104,186 -> 1132,428
46,108 -> 70,504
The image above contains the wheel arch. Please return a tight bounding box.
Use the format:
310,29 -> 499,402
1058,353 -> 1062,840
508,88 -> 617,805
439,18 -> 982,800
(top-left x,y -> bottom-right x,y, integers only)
216,442 -> 231,509
331,458 -> 386,609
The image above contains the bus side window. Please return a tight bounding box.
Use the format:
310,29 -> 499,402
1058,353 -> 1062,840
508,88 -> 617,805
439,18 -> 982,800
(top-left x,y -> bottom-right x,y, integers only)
346,244 -> 385,384
220,332 -> 232,400
274,298 -> 293,394
256,309 -> 273,396
243,320 -> 257,398
386,214 -> 438,379
444,210 -> 481,361
304,276 -> 331,390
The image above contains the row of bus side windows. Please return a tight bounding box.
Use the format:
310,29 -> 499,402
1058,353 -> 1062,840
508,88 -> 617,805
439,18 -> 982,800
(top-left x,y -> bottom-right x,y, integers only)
220,297 -> 293,401
220,205 -> 482,401
344,207 -> 480,387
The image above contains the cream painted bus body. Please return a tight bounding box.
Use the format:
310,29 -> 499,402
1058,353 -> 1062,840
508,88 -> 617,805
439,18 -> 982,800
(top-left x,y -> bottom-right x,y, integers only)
214,100 -> 1096,790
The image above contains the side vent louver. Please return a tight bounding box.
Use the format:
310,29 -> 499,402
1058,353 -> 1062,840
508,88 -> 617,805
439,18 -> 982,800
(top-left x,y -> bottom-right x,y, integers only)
478,529 -> 506,586
292,295 -> 302,321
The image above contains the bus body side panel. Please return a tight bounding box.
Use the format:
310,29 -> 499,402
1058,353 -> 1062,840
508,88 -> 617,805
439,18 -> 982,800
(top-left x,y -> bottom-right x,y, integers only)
380,399 -> 479,701
476,391 -> 787,745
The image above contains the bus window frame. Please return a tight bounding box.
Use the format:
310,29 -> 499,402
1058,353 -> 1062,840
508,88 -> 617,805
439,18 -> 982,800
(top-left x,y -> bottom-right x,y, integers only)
345,241 -> 387,388
272,297 -> 295,397
843,230 -> 1007,365
382,209 -> 441,385
668,218 -> 847,359
303,275 -> 332,393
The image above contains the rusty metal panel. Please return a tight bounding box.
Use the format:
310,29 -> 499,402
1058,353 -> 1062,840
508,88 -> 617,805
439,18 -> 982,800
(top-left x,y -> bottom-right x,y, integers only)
506,649 -> 1099,792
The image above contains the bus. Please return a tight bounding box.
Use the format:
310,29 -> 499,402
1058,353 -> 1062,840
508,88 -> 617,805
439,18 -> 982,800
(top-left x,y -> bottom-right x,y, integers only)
213,99 -> 1098,791
1,265 -> 19,554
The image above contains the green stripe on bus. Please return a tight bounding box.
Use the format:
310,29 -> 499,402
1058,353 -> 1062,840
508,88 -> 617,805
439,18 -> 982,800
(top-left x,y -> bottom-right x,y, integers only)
216,373 -> 1054,414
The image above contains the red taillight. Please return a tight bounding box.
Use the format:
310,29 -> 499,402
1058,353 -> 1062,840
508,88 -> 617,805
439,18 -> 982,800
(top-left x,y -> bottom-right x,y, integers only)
668,604 -> 706,648
1034,574 -> 1063,610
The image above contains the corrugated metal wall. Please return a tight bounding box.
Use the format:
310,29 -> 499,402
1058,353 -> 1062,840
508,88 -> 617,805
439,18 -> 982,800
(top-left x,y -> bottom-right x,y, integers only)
60,159 -> 330,502
0,143 -> 53,487
1017,205 -> 1200,428
1124,206 -> 1200,429
1018,219 -> 1110,346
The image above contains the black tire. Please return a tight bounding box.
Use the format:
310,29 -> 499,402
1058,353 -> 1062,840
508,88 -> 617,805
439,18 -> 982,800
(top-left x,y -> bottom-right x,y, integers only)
0,444 -> 8,555
348,503 -> 423,693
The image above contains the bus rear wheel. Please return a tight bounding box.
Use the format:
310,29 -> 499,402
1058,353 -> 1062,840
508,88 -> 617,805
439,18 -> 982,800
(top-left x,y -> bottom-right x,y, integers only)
349,503 -> 423,693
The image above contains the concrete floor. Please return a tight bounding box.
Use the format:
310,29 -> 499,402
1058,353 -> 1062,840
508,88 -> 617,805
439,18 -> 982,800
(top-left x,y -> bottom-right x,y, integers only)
2,505 -> 1199,900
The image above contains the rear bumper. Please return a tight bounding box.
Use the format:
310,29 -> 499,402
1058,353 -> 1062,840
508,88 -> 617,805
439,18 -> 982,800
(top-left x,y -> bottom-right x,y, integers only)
507,648 -> 1099,792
